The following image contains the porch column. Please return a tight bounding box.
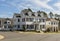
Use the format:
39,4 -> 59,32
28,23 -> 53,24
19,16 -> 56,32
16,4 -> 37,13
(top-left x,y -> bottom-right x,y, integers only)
56,27 -> 58,32
52,27 -> 54,32
50,27 -> 52,32
39,25 -> 40,32
57,27 -> 59,32
55,27 -> 57,32
25,25 -> 27,31
7,26 -> 9,30
34,24 -> 35,31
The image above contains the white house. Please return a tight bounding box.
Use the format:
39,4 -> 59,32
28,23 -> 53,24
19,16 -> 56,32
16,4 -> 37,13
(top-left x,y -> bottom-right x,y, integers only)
13,8 -> 47,32
46,18 -> 59,32
0,18 -> 13,31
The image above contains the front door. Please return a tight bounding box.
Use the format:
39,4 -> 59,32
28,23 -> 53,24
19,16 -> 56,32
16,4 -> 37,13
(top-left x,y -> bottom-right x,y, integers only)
35,24 -> 39,31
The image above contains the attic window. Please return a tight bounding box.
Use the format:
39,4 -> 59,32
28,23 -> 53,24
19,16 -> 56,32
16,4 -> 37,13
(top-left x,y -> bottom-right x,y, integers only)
38,14 -> 41,17
0,21 -> 1,25
32,14 -> 35,16
25,13 -> 28,16
6,18 -> 10,20
16,16 -> 21,17
4,22 -> 7,24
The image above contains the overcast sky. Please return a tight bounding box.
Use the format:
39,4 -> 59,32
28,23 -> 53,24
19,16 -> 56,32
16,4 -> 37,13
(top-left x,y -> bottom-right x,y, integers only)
0,0 -> 60,18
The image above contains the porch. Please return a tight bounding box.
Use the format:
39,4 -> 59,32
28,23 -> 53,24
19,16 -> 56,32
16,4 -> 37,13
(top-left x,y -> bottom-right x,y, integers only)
22,24 -> 46,32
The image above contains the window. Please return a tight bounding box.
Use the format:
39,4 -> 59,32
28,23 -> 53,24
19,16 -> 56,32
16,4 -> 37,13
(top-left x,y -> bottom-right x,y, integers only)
38,14 -> 41,17
22,25 -> 25,28
18,19 -> 20,22
26,18 -> 29,21
8,26 -> 11,28
27,25 -> 29,29
0,21 -> 1,25
40,25 -> 45,29
32,14 -> 35,16
43,25 -> 45,28
18,25 -> 20,28
4,26 -> 7,28
40,19 -> 45,22
30,25 -> 34,29
27,25 -> 34,29
4,22 -> 7,24
30,18 -> 34,21
25,13 -> 28,16
14,25 -> 16,27
22,18 -> 25,22
54,22 -> 55,25
49,22 -> 50,24
8,22 -> 10,24
51,22 -> 53,25
26,18 -> 34,21
39,19 -> 41,22
22,25 -> 25,30
36,18 -> 38,21
7,21 -> 11,24
16,16 -> 21,17
43,19 -> 45,22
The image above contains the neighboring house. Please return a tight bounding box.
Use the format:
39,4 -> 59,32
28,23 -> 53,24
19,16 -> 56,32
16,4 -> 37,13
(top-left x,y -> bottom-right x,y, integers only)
0,18 -> 3,30
46,18 -> 59,32
13,8 -> 47,32
55,14 -> 60,19
13,14 -> 21,30
0,18 -> 13,30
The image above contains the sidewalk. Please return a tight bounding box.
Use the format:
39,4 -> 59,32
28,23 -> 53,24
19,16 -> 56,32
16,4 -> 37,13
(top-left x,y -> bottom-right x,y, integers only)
18,31 -> 60,34
19,31 -> 37,34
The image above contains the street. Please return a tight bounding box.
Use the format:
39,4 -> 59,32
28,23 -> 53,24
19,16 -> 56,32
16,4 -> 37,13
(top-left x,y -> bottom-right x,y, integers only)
0,32 -> 60,41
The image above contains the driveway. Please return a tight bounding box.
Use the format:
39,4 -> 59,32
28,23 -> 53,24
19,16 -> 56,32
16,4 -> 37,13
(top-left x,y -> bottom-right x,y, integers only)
0,31 -> 60,41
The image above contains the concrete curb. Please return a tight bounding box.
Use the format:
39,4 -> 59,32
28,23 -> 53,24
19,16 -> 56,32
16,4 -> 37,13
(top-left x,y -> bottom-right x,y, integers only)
19,32 -> 60,34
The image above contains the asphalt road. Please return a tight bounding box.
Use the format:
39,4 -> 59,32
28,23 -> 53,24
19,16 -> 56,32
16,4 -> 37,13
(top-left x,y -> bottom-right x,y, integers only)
0,32 -> 60,41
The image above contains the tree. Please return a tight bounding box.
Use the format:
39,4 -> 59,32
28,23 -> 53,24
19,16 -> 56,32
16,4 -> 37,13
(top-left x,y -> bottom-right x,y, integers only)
41,11 -> 47,17
55,14 -> 58,17
28,8 -> 32,12
49,12 -> 53,18
43,12 -> 47,17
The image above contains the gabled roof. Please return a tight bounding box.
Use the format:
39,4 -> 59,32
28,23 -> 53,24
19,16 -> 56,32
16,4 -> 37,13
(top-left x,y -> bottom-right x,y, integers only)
14,13 -> 20,16
21,8 -> 32,13
47,18 -> 59,22
37,11 -> 47,17
14,13 -> 21,17
0,18 -> 13,25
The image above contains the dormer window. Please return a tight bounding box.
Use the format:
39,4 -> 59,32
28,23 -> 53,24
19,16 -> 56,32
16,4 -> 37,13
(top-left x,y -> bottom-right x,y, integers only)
38,14 -> 41,17
18,19 -> 20,22
4,22 -> 7,24
0,20 -> 1,25
25,13 -> 28,16
16,16 -> 21,17
4,20 -> 11,24
32,14 -> 35,16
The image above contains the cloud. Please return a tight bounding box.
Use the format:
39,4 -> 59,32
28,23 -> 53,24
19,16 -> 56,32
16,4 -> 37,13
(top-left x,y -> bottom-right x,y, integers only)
0,12 -> 13,18
40,0 -> 51,3
1,0 -> 60,18
27,0 -> 54,11
5,0 -> 54,11
53,1 -> 60,14
0,0 -> 6,2
54,2 -> 60,9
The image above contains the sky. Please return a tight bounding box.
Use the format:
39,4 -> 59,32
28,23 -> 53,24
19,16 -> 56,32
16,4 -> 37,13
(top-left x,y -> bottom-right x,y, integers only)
0,0 -> 60,18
